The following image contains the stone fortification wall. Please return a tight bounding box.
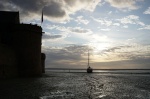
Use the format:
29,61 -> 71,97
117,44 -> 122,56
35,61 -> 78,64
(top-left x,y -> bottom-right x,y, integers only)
0,44 -> 17,78
12,24 -> 42,77
0,11 -> 45,78
41,53 -> 46,73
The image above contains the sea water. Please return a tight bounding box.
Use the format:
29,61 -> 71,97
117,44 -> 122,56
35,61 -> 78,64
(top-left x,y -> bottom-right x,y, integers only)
1,70 -> 150,99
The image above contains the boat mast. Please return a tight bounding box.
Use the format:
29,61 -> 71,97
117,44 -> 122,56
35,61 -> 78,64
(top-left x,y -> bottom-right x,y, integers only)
88,50 -> 90,67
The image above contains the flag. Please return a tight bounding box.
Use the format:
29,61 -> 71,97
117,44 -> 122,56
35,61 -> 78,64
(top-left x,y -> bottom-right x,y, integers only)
41,9 -> 43,24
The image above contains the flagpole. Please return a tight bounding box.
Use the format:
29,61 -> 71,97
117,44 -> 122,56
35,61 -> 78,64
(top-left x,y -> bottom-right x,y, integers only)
41,8 -> 43,26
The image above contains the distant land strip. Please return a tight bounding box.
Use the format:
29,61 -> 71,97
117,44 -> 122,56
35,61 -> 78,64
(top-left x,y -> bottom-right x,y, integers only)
45,68 -> 150,70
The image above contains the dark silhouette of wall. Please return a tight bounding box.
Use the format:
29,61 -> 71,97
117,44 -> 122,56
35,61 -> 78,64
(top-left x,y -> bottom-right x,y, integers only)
41,53 -> 46,73
0,11 -> 20,24
12,24 -> 43,77
0,11 -> 45,78
0,44 -> 18,78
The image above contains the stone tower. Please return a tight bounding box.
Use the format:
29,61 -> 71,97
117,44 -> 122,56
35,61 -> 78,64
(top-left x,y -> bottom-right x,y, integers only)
0,11 -> 45,78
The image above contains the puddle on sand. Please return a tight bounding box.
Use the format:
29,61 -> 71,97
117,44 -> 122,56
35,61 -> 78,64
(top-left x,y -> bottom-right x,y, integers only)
98,94 -> 106,98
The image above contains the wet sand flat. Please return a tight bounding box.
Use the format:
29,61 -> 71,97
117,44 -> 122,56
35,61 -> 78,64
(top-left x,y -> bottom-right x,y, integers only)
1,72 -> 150,99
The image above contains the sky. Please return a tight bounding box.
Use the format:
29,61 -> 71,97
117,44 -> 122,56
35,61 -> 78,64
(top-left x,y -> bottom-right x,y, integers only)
1,0 -> 150,69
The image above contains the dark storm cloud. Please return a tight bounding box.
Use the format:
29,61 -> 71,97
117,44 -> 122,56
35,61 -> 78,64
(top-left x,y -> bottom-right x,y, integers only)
64,45 -> 90,54
45,49 -> 82,61
10,0 -> 45,11
0,0 -> 66,19
43,1 -> 66,18
0,0 -> 101,22
0,0 -> 44,14
0,1 -> 4,10
42,45 -> 90,68
43,45 -> 89,61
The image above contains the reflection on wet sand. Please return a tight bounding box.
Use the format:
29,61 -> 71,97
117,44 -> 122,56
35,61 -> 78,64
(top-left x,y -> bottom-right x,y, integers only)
1,72 -> 150,99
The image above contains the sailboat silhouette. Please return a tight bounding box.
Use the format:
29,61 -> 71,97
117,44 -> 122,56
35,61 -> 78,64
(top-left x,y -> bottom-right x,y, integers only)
87,50 -> 93,73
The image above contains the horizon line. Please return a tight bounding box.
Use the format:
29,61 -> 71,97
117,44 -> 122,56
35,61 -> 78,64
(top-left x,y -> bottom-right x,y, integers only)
45,68 -> 150,70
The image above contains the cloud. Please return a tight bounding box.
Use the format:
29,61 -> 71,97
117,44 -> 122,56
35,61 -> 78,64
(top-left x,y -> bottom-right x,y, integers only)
118,15 -> 138,24
123,25 -> 128,28
0,0 -> 101,23
143,7 -> 150,14
42,44 -> 150,69
45,25 -> 58,30
117,15 -> 145,26
91,17 -> 112,26
106,0 -> 143,11
99,44 -> 150,62
0,0 -> 68,22
41,31 -> 69,47
68,27 -> 92,34
75,16 -> 89,25
113,23 -> 120,26
98,1 -> 106,7
108,11 -> 112,14
138,25 -> 150,30
42,33 -> 63,40
43,1 -> 66,18
100,28 -> 111,31
64,0 -> 102,12
45,24 -> 93,34
42,45 -> 90,68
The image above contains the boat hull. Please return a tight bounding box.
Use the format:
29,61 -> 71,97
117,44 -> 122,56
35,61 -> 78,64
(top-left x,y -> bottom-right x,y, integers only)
87,68 -> 93,73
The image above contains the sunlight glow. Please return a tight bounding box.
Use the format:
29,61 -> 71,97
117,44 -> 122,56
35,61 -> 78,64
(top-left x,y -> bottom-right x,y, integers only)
88,34 -> 112,52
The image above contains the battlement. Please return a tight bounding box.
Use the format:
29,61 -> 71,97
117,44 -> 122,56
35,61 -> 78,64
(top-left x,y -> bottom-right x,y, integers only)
12,24 -> 42,34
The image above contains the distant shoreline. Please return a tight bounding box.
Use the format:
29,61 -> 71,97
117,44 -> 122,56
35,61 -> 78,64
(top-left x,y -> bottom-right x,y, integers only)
45,68 -> 150,70
45,68 -> 150,74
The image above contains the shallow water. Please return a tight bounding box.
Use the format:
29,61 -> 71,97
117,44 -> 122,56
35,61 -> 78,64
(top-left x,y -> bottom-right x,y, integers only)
1,72 -> 150,99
